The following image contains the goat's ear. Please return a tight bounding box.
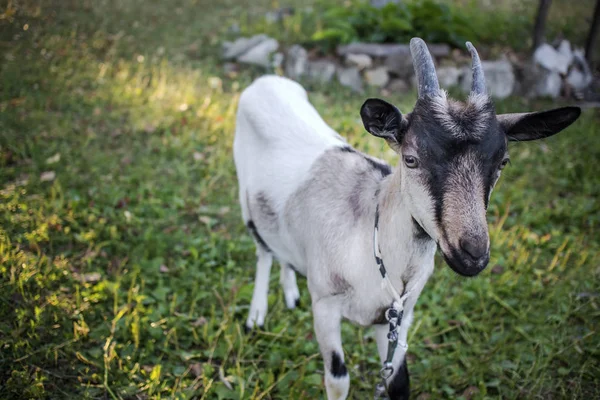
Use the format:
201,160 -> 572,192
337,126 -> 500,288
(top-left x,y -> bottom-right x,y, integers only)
360,98 -> 404,142
497,107 -> 581,142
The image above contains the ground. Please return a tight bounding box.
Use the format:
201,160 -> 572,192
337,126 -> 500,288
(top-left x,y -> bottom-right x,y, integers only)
0,1 -> 599,399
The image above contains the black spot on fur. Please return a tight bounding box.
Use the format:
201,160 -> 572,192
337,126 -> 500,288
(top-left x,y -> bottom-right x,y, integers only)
330,352 -> 348,378
247,220 -> 271,252
255,191 -> 278,228
330,273 -> 351,295
338,146 -> 391,177
339,146 -> 356,153
387,357 -> 410,400
364,156 -> 392,177
287,264 -> 301,274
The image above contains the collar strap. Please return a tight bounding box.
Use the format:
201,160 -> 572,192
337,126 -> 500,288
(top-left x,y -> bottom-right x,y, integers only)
373,204 -> 412,397
373,204 -> 410,307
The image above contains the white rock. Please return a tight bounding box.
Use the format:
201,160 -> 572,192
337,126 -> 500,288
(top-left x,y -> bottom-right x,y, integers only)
557,40 -> 574,66
337,67 -> 363,92
371,0 -> 400,8
237,38 -> 279,67
534,43 -> 572,75
307,60 -> 337,83
384,53 -> 414,79
338,42 -> 449,58
535,70 -> 562,98
513,61 -> 543,97
365,66 -> 390,87
285,45 -> 308,80
387,79 -> 410,93
567,49 -> 592,91
222,34 -> 269,60
272,52 -> 284,69
345,53 -> 373,70
436,66 -> 463,89
460,59 -> 515,99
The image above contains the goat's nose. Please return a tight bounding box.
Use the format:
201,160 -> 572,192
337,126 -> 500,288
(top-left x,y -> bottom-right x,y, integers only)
459,237 -> 487,260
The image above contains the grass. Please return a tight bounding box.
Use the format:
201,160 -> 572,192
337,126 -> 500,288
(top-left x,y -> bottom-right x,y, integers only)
1,0 -> 599,399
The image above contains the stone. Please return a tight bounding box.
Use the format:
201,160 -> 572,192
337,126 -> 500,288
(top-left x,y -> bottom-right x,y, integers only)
337,67 -> 363,92
512,61 -> 544,97
384,53 -> 414,79
285,45 -> 308,80
228,22 -> 240,35
345,53 -> 372,70
514,61 -> 563,98
237,38 -> 279,67
460,59 -> 515,99
272,52 -> 284,69
371,0 -> 401,8
436,66 -> 463,89
222,34 -> 269,60
387,79 -> 410,93
566,49 -> 592,91
556,40 -> 574,66
223,62 -> 239,76
365,66 -> 390,87
337,42 -> 450,58
535,70 -> 562,98
307,60 -> 337,83
533,42 -> 572,75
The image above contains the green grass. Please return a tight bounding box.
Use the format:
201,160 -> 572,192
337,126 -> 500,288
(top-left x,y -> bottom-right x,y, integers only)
1,1 -> 599,399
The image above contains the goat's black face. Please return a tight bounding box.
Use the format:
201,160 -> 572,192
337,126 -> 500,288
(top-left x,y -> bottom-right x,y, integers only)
402,94 -> 506,276
360,95 -> 581,277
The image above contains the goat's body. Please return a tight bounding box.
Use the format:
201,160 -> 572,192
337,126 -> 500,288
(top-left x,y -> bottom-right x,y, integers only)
234,76 -> 436,399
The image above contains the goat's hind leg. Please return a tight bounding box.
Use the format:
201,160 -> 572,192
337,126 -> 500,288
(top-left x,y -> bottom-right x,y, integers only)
246,244 -> 273,330
280,264 -> 300,309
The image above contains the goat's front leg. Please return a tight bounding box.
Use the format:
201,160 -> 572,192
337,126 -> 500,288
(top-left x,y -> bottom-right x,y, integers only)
313,297 -> 349,400
246,245 -> 273,330
374,310 -> 413,400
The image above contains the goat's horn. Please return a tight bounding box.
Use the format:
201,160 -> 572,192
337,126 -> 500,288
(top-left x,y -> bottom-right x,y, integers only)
409,37 -> 440,98
466,41 -> 487,95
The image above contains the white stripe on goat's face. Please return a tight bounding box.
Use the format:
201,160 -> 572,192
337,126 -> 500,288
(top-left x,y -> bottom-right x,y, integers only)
402,94 -> 507,276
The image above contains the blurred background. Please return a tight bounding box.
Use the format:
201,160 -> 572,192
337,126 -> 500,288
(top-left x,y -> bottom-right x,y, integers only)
1,1 -> 599,399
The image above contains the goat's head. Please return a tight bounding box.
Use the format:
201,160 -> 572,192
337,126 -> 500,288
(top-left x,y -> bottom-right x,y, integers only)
360,38 -> 581,277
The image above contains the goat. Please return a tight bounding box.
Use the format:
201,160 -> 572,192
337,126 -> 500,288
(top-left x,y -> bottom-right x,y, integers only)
233,38 -> 581,400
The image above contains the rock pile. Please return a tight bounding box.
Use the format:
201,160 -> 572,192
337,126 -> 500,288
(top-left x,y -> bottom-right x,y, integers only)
222,34 -> 594,99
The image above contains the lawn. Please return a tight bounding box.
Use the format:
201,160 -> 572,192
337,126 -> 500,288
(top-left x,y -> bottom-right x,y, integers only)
1,0 -> 599,399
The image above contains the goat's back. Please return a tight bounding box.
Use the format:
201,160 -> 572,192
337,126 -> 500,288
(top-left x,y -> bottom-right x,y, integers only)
234,76 -> 344,221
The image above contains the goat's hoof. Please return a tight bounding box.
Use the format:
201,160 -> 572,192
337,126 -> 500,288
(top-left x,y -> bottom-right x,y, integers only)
243,322 -> 263,335
284,288 -> 301,309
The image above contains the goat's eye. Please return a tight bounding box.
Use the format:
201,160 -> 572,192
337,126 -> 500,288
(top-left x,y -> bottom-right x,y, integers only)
404,155 -> 419,169
499,158 -> 510,170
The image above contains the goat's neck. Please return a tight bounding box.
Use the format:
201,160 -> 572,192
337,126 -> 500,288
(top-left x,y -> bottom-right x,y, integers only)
375,169 -> 436,288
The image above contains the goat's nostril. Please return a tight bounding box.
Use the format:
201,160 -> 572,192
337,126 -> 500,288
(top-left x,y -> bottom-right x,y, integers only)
459,238 -> 487,259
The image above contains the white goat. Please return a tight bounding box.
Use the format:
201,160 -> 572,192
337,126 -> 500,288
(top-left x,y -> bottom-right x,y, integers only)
233,38 -> 581,400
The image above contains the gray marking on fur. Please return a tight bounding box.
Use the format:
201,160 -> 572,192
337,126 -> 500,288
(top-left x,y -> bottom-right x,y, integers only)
330,272 -> 352,295
255,191 -> 279,230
